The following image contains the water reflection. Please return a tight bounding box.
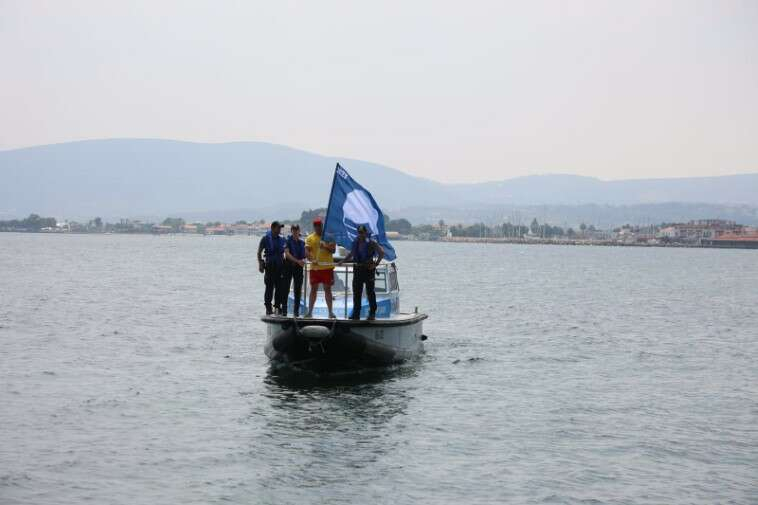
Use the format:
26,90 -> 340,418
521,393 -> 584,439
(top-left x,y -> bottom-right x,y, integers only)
265,361 -> 420,388
260,363 -> 419,430
246,364 -> 420,500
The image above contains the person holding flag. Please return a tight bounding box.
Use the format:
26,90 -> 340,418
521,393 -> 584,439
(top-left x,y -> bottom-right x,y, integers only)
304,217 -> 337,319
299,162 -> 396,320
338,224 -> 384,320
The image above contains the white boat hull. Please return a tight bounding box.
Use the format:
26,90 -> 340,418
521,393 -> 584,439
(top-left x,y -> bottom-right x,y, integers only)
262,313 -> 427,370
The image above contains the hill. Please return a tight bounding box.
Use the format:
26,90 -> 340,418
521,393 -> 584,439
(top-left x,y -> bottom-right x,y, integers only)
0,139 -> 447,220
1,139 -> 757,224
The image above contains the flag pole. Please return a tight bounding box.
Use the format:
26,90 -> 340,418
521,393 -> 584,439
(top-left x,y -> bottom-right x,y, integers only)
322,163 -> 341,238
323,163 -> 345,319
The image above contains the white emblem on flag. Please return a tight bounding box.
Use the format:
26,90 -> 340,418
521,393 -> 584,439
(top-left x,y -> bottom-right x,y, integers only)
342,190 -> 379,240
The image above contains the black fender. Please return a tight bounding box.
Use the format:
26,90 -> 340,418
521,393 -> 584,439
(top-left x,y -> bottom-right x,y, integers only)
332,329 -> 396,363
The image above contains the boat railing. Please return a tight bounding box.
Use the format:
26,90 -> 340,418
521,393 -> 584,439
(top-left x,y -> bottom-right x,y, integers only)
299,261 -> 397,319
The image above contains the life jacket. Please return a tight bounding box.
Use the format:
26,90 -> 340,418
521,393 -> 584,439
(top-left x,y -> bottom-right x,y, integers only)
264,231 -> 285,265
286,235 -> 305,261
352,238 -> 375,264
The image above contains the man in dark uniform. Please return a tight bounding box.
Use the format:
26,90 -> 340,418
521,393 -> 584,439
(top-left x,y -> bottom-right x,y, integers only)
257,221 -> 286,315
338,224 -> 384,320
281,224 -> 306,317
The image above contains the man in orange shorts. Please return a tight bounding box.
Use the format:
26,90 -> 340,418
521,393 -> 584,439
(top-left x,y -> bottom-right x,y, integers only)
305,217 -> 336,318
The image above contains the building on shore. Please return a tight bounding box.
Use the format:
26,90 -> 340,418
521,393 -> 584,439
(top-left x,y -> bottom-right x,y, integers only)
655,220 -> 742,244
701,230 -> 758,249
151,225 -> 172,234
204,225 -> 233,235
250,222 -> 270,233
230,223 -> 253,235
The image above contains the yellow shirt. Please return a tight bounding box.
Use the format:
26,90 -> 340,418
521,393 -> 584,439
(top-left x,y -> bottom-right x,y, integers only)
306,232 -> 334,270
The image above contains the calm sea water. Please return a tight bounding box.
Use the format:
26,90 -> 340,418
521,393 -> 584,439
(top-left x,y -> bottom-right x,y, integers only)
1,233 -> 756,505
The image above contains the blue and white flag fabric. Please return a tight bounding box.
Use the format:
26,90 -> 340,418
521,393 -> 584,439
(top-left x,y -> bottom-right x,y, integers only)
323,163 -> 397,261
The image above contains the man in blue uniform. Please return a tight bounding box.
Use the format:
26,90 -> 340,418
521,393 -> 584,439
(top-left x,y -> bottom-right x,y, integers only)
281,224 -> 306,317
257,221 -> 286,315
339,224 -> 384,320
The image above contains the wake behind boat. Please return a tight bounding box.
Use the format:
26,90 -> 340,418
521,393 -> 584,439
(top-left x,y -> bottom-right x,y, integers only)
261,164 -> 428,371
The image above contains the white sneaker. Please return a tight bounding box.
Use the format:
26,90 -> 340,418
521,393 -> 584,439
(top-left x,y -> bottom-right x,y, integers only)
328,312 -> 337,319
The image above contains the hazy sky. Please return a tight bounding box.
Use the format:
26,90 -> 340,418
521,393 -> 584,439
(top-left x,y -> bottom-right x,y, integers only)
1,1 -> 756,183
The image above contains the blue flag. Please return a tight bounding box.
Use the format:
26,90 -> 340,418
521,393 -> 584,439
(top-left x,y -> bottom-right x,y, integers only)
323,163 -> 397,261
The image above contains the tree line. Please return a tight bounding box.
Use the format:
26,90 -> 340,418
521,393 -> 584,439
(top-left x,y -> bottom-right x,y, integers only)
2,211 -> 602,239
0,214 -> 57,232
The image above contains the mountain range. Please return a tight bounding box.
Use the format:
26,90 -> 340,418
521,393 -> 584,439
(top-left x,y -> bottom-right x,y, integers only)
1,139 -> 757,226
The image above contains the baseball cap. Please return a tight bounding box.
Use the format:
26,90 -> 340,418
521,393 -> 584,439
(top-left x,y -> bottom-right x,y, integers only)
271,221 -> 282,229
313,217 -> 323,225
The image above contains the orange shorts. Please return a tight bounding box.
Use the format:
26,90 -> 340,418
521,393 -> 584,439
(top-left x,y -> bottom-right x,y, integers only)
309,269 -> 333,286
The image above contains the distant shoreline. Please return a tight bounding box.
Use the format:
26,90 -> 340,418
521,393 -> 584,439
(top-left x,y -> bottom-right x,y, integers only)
3,230 -> 756,250
435,236 -> 757,250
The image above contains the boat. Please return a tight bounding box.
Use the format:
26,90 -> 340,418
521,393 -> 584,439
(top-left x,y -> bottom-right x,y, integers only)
261,164 -> 428,371
262,261 -> 427,370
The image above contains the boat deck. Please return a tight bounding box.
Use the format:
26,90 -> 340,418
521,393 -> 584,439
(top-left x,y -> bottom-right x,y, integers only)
261,312 -> 427,327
